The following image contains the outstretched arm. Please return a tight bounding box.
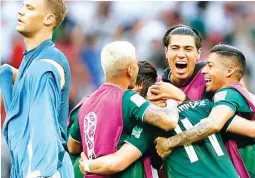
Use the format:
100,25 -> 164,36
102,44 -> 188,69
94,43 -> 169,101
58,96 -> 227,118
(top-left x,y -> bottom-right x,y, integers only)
155,105 -> 234,158
226,115 -> 255,138
79,143 -> 141,175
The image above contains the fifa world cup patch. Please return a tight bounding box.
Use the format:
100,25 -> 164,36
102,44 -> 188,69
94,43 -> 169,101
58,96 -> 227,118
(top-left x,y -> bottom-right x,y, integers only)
131,126 -> 143,138
130,94 -> 146,107
213,91 -> 227,102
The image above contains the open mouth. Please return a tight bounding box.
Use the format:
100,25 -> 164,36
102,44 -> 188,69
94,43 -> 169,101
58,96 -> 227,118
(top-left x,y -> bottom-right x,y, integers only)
175,61 -> 188,71
205,78 -> 212,85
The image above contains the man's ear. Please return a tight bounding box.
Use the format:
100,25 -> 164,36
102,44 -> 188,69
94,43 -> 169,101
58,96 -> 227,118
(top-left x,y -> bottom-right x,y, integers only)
127,65 -> 133,77
44,14 -> 55,27
165,47 -> 168,59
197,48 -> 201,61
226,66 -> 235,78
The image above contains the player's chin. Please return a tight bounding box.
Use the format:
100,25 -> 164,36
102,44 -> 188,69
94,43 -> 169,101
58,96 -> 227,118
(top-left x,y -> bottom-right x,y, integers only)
16,26 -> 24,33
205,85 -> 212,92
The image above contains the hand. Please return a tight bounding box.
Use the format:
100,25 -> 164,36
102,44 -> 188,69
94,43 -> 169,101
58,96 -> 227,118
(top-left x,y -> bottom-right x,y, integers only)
151,100 -> 167,108
147,86 -> 166,108
79,152 -> 88,175
155,137 -> 173,159
148,82 -> 186,102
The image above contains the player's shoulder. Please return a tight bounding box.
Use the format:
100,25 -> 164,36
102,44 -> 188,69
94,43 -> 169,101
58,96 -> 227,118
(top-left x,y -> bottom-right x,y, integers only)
27,60 -> 63,87
123,90 -> 148,107
124,89 -> 137,97
44,45 -> 70,72
213,87 -> 245,103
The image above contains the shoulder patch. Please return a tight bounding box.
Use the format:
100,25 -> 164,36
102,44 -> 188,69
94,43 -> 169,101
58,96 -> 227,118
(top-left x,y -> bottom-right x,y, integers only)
131,126 -> 143,139
213,91 -> 227,102
130,94 -> 146,107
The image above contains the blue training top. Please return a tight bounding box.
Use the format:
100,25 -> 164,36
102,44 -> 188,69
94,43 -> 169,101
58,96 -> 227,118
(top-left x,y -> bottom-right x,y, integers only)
1,40 -> 74,178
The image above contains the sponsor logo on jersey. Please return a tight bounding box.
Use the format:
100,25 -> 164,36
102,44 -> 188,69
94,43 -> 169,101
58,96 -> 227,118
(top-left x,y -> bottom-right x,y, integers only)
177,100 -> 206,112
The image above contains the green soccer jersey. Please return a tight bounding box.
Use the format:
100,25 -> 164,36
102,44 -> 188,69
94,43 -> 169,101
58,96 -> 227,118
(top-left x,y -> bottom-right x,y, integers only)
67,107 -> 83,178
213,87 -> 255,177
69,89 -> 151,178
162,99 -> 239,178
128,99 -> 239,178
67,108 -> 81,162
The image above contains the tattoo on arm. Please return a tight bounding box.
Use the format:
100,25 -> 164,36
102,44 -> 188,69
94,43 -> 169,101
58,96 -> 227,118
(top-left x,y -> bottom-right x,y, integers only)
167,118 -> 216,148
143,103 -> 178,131
144,105 -> 167,127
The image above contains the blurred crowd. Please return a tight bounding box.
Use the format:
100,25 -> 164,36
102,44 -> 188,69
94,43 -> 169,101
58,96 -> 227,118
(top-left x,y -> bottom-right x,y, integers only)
1,1 -> 255,177
1,1 -> 255,108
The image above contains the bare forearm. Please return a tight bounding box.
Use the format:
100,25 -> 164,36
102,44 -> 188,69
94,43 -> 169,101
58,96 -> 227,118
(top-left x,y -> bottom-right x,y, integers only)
67,136 -> 82,154
227,115 -> 255,138
144,100 -> 179,131
89,155 -> 123,175
167,118 -> 217,148
86,144 -> 141,175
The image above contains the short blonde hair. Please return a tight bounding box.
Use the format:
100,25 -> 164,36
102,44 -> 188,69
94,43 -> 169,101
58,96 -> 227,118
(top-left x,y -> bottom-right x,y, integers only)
45,0 -> 67,29
101,41 -> 137,79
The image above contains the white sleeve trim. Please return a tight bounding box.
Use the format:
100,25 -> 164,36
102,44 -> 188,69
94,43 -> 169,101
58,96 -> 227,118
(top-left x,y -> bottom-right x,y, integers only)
130,94 -> 147,107
70,135 -> 81,143
226,115 -> 238,133
41,59 -> 65,88
124,140 -> 142,156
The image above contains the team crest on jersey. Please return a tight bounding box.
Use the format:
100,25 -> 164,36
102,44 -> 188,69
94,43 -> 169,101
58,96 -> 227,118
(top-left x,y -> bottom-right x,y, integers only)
131,126 -> 143,138
213,91 -> 227,102
130,94 -> 146,107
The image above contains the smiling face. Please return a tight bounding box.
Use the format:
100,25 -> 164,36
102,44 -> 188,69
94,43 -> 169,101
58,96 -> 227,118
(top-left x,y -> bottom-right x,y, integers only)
165,35 -> 201,86
16,0 -> 52,37
201,52 -> 228,93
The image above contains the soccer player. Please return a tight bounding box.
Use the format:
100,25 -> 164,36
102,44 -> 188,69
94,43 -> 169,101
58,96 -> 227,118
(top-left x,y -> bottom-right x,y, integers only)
0,0 -> 74,177
67,60 -> 158,178
147,24 -> 209,177
79,98 -> 254,177
67,41 -> 179,178
149,26 -> 253,176
156,44 -> 255,178
148,24 -> 212,103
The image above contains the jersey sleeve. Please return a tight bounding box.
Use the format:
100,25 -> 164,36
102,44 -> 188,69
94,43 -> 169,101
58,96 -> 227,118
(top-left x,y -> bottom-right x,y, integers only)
123,90 -> 150,122
27,66 -> 62,174
220,116 -> 235,133
212,88 -> 245,113
70,119 -> 82,143
124,124 -> 155,155
67,108 -> 80,139
213,88 -> 249,132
